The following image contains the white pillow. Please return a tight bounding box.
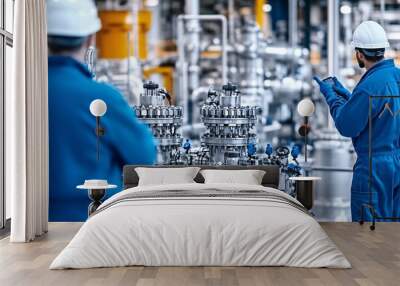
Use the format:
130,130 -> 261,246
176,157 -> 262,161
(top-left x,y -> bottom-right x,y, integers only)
136,167 -> 200,186
200,169 -> 266,185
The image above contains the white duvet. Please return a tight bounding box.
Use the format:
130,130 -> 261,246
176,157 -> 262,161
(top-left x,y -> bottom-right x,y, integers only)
50,183 -> 351,269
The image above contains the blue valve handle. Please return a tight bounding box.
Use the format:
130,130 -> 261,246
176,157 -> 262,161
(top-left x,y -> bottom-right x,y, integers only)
291,145 -> 301,159
265,144 -> 273,157
287,162 -> 302,175
183,139 -> 191,153
247,143 -> 257,157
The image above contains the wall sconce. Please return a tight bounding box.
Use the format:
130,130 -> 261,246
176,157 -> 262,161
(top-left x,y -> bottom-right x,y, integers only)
297,98 -> 315,163
89,99 -> 107,161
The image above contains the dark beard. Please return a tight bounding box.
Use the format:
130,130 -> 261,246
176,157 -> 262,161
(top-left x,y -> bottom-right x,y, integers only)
356,55 -> 365,68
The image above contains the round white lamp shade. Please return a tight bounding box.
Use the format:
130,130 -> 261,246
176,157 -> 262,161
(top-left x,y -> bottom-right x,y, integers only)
90,99 -> 107,117
297,98 -> 315,117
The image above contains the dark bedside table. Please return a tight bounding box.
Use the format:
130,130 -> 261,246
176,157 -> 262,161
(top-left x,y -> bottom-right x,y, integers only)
289,176 -> 321,210
77,180 -> 117,216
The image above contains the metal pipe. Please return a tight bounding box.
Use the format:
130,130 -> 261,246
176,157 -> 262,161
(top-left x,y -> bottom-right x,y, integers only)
127,32 -> 131,102
185,0 -> 200,97
380,0 -> 385,27
228,0 -> 235,43
288,0 -> 298,48
261,45 -> 307,60
327,0 -> 339,129
177,18 -> 188,124
342,2 -> 352,70
192,86 -> 210,102
177,15 -> 228,82
191,86 -> 210,124
177,14 -> 228,124
328,0 -> 339,82
288,0 -> 298,75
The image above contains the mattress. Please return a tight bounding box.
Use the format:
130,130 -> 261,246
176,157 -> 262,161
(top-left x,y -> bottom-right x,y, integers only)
50,183 -> 351,269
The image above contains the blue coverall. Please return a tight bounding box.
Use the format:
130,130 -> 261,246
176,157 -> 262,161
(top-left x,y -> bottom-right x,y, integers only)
48,56 -> 156,222
317,59 -> 400,221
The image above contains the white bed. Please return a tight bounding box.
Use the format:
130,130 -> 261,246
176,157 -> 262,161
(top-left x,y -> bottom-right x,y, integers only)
50,183 -> 351,269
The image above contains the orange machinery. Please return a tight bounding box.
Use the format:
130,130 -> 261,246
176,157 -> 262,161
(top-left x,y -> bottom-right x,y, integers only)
96,9 -> 175,97
96,9 -> 152,61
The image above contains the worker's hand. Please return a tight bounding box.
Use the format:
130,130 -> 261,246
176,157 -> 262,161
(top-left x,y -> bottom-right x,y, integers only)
313,76 -> 336,101
332,77 -> 351,100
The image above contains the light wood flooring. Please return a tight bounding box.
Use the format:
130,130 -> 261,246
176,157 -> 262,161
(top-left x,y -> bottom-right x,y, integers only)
1,222 -> 400,286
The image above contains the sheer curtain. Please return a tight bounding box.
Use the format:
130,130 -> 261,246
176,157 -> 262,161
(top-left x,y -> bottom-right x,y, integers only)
7,0 -> 48,242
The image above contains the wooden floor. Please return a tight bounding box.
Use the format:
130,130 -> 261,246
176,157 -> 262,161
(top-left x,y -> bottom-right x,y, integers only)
0,223 -> 399,286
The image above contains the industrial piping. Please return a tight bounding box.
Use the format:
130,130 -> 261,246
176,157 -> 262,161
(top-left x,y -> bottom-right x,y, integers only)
177,14 -> 228,124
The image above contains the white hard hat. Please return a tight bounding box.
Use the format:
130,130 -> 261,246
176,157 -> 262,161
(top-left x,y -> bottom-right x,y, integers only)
351,21 -> 389,49
47,0 -> 101,37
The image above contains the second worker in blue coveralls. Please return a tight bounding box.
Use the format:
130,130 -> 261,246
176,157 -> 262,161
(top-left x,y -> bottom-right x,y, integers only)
314,21 -> 400,222
47,0 -> 156,222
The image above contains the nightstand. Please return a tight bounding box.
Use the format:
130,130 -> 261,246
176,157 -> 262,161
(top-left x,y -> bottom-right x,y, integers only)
77,180 -> 117,216
289,176 -> 321,210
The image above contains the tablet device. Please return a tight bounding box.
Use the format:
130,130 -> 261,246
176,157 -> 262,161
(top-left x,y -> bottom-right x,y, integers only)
322,76 -> 335,86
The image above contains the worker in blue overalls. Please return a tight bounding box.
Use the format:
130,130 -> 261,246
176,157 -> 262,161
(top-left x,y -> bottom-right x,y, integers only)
47,0 -> 156,221
314,21 -> 400,222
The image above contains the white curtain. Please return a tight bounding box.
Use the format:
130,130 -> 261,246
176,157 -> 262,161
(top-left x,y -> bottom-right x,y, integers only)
7,0 -> 49,242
